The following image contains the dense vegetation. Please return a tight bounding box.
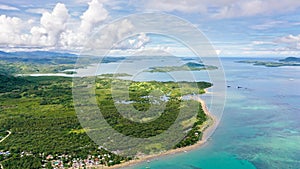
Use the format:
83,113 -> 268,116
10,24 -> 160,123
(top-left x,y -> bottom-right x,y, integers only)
146,62 -> 218,72
95,78 -> 211,138
0,76 -> 128,168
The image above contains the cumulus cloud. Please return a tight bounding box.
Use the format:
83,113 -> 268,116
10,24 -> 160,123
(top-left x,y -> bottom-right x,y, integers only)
80,0 -> 108,34
0,0 -> 140,52
86,19 -> 134,51
0,15 -> 25,45
30,3 -> 70,46
58,0 -> 110,49
0,0 -> 113,51
135,33 -> 150,48
117,33 -> 150,50
0,15 -> 23,34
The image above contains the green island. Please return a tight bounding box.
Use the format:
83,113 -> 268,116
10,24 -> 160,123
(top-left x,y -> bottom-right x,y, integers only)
237,57 -> 300,67
0,61 -> 212,169
146,62 -> 218,72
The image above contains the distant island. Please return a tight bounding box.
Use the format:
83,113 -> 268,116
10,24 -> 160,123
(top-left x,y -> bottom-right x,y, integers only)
237,57 -> 300,67
279,57 -> 300,62
146,62 -> 218,72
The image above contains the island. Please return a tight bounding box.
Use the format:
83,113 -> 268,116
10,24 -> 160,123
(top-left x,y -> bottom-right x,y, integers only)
237,57 -> 300,67
279,57 -> 300,62
146,62 -> 218,72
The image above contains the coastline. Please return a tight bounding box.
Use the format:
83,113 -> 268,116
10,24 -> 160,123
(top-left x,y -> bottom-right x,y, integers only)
101,92 -> 216,169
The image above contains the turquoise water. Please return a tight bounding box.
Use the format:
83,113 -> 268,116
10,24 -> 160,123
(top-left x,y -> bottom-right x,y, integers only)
120,58 -> 300,169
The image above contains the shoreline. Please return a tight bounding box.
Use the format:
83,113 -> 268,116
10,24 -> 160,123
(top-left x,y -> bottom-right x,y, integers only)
101,92 -> 216,169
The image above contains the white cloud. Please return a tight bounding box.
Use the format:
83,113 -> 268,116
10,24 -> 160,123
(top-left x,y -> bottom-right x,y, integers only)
30,3 -> 70,46
26,8 -> 49,14
276,34 -> 300,44
0,15 -> 23,34
0,15 -> 25,45
80,0 -> 108,34
235,34 -> 300,55
135,33 -> 150,48
0,4 -> 19,11
0,1 -> 123,52
116,33 -> 150,50
86,19 -> 134,51
275,34 -> 300,50
59,0 -> 111,49
0,3 -> 74,49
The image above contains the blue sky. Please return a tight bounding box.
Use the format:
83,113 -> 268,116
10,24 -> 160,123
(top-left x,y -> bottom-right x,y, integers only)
0,0 -> 300,57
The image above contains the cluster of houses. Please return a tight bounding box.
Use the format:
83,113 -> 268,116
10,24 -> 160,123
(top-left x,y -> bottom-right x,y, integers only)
41,153 -> 117,169
0,147 -> 124,168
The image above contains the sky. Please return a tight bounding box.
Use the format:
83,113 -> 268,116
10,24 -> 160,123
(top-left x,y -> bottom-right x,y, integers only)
0,0 -> 300,57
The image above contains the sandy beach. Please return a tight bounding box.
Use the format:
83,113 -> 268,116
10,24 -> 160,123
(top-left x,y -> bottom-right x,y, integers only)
100,94 -> 216,169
